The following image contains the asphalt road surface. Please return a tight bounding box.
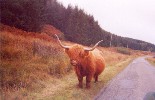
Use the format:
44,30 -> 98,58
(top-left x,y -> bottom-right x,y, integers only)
95,57 -> 155,100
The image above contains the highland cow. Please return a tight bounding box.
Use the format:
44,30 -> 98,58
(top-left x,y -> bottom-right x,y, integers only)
55,34 -> 105,88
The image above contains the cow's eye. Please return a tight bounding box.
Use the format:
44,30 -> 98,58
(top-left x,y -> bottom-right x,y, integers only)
65,48 -> 69,53
79,52 -> 84,58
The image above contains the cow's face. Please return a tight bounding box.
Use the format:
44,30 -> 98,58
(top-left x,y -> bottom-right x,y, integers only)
65,45 -> 89,66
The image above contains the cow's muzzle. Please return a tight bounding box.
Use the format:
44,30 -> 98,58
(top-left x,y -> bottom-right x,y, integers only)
70,59 -> 78,66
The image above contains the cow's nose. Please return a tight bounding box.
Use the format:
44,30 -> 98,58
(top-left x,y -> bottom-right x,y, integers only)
70,59 -> 78,66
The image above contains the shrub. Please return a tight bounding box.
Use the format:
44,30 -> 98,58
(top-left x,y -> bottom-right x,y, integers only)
117,47 -> 131,55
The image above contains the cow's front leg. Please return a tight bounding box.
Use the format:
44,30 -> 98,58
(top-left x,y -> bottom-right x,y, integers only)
86,74 -> 93,88
78,76 -> 83,88
94,74 -> 98,83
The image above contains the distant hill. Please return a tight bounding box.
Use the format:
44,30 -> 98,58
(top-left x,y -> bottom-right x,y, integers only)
1,0 -> 155,52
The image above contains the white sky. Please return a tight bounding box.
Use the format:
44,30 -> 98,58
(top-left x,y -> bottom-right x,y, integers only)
57,0 -> 155,44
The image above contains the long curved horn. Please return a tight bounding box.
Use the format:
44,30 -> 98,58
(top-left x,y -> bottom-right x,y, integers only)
85,40 -> 103,51
55,34 -> 70,49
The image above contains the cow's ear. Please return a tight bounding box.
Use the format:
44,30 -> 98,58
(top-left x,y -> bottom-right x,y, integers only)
79,51 -> 84,58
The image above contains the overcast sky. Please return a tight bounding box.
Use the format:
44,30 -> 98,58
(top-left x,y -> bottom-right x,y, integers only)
57,0 -> 155,44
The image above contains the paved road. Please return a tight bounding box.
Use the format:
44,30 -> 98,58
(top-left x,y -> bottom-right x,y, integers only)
95,57 -> 155,100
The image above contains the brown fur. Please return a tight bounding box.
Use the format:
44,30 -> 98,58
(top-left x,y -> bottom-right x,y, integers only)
65,44 -> 105,88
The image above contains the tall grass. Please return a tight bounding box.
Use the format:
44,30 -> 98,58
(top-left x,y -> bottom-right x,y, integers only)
0,25 -> 71,92
147,57 -> 155,66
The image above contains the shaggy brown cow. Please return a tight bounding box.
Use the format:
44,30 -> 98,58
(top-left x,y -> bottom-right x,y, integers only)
55,34 -> 105,88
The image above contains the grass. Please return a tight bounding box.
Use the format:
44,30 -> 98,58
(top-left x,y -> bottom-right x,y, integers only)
25,46 -> 135,100
146,57 -> 155,66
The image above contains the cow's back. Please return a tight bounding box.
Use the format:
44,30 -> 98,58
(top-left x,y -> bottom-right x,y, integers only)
92,49 -> 105,75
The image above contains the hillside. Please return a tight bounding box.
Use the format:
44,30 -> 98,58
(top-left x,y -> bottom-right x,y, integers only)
0,24 -> 70,94
1,0 -> 155,52
1,24 -> 152,99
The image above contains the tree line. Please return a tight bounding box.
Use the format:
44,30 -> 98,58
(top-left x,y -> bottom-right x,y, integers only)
1,0 -> 155,51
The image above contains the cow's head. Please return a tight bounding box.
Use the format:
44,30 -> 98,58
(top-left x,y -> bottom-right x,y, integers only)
55,34 -> 103,66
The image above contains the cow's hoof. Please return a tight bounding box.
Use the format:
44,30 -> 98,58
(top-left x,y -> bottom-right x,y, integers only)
94,81 -> 98,83
86,85 -> 90,89
78,84 -> 83,88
